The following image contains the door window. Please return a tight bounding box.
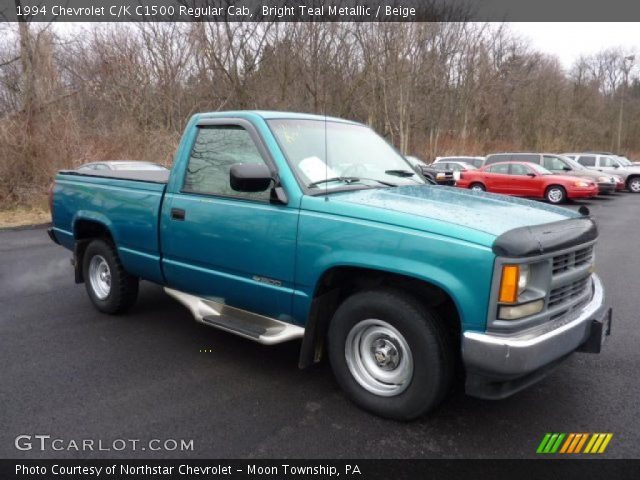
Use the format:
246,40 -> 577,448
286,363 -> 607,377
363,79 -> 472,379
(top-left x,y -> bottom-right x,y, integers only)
578,156 -> 596,167
510,164 -> 532,176
543,155 -> 568,171
183,126 -> 271,201
487,164 -> 510,174
599,156 -> 617,167
511,154 -> 540,164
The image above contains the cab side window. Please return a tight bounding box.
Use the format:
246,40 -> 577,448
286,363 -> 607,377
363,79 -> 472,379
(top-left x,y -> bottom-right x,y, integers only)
183,125 -> 271,201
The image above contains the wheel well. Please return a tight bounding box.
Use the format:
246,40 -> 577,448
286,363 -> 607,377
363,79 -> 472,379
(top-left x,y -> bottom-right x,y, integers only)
72,220 -> 114,283
626,174 -> 640,185
469,182 -> 484,188
299,266 -> 461,368
74,219 -> 113,242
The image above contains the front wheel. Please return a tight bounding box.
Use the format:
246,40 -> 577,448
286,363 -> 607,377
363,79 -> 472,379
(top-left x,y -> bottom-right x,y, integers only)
469,183 -> 486,192
328,288 -> 453,420
627,176 -> 640,193
82,239 -> 139,314
545,185 -> 567,204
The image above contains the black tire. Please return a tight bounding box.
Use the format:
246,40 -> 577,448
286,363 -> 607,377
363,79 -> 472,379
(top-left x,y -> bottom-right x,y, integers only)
545,185 -> 567,204
327,288 -> 454,420
627,176 -> 640,193
82,239 -> 139,314
469,182 -> 485,192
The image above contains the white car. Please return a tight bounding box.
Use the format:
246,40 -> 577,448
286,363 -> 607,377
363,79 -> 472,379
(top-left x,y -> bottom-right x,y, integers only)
77,161 -> 168,171
434,156 -> 485,168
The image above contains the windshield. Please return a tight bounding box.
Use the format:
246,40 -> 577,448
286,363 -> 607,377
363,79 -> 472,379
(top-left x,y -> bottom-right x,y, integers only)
529,163 -> 553,175
267,119 -> 424,191
616,156 -> 632,166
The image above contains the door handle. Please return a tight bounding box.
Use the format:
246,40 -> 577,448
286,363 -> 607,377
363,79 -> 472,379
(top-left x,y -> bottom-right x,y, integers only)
171,208 -> 186,221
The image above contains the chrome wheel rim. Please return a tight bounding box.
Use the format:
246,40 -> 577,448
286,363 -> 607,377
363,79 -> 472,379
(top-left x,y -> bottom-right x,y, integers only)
547,188 -> 563,203
89,255 -> 111,300
471,184 -> 484,192
629,179 -> 640,192
345,319 -> 413,397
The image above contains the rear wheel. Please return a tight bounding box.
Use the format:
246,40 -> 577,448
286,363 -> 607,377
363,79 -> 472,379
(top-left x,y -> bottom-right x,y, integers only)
469,183 -> 485,192
627,176 -> 640,193
82,239 -> 139,314
545,185 -> 567,204
328,288 -> 453,420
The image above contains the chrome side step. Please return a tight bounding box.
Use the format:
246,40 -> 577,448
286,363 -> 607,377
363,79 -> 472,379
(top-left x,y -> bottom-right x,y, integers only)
164,287 -> 304,345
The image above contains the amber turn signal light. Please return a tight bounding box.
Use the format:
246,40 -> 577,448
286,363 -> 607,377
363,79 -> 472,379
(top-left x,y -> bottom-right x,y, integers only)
499,265 -> 519,303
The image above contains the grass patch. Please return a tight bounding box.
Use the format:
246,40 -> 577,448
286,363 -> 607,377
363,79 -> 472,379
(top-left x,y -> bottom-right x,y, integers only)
0,204 -> 51,228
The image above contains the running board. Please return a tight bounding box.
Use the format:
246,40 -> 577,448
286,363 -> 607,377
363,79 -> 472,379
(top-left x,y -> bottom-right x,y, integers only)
164,287 -> 304,345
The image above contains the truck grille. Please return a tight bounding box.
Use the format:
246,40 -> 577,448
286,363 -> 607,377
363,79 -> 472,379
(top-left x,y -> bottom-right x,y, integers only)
548,276 -> 590,308
552,245 -> 594,274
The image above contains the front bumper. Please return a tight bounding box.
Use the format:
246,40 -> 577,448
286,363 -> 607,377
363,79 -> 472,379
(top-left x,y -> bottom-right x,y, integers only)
567,186 -> 598,198
597,183 -> 616,194
463,274 -> 610,398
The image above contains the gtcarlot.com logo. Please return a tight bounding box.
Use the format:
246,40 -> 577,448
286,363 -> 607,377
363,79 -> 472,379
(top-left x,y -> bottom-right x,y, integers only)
15,435 -> 194,452
536,433 -> 613,454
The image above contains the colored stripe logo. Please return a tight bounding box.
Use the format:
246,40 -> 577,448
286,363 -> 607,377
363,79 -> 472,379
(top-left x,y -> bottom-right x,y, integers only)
537,433 -> 613,454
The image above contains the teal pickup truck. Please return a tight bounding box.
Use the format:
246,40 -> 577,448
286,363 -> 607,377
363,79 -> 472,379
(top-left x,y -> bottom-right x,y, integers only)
49,111 -> 612,419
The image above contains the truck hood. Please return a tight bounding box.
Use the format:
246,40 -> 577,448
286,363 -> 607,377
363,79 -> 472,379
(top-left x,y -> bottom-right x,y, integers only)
322,185 -> 580,245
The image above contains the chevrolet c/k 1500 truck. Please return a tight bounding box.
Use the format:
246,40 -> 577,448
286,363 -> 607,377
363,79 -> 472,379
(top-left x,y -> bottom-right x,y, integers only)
48,111 -> 612,419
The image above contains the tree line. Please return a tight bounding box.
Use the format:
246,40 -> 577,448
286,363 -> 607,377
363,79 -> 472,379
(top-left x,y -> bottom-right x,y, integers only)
0,21 -> 638,205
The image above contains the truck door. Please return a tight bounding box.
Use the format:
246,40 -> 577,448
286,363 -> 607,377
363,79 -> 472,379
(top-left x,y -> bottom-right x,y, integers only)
160,120 -> 298,321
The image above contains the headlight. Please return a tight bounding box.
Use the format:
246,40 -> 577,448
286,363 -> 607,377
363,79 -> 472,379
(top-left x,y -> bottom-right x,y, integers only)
597,176 -> 610,182
518,263 -> 530,294
574,180 -> 591,187
499,299 -> 544,320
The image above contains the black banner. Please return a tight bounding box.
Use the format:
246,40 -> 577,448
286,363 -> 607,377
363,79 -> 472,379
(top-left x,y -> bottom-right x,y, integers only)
3,460 -> 640,480
2,0 -> 640,22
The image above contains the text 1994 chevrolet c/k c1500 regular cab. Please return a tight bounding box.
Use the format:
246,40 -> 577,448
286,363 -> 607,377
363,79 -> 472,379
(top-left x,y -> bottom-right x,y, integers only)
48,111 -> 612,420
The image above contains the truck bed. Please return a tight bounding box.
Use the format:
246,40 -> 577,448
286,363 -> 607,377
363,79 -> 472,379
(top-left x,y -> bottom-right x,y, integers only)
51,169 -> 168,284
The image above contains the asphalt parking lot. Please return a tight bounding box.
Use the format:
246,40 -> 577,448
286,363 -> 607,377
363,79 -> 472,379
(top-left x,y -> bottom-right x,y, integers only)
1,193 -> 638,459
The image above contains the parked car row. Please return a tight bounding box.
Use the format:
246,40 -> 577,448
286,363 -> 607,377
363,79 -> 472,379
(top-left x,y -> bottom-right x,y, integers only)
408,151 -> 639,203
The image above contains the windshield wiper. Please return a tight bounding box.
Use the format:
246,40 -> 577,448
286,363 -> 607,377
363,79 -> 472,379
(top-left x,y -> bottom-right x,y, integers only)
308,176 -> 397,188
308,176 -> 361,188
385,169 -> 415,178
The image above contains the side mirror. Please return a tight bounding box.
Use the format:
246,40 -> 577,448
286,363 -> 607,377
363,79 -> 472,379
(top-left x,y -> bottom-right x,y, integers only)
526,172 -> 537,177
230,163 -> 273,192
562,166 -> 571,171
613,164 -> 619,168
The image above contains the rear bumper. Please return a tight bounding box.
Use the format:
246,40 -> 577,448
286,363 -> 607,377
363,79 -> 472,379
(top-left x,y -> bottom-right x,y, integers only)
463,275 -> 610,398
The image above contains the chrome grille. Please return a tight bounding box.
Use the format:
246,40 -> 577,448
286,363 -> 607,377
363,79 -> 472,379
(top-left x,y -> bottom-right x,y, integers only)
552,245 -> 594,274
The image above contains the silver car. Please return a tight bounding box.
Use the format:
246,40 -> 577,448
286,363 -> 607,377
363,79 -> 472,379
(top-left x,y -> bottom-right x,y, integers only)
564,153 -> 640,193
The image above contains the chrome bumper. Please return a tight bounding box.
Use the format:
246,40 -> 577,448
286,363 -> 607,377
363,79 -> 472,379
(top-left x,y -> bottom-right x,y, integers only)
463,274 -> 607,379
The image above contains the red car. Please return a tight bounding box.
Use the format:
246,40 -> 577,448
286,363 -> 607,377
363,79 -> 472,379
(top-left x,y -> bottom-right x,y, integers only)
456,161 -> 598,204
